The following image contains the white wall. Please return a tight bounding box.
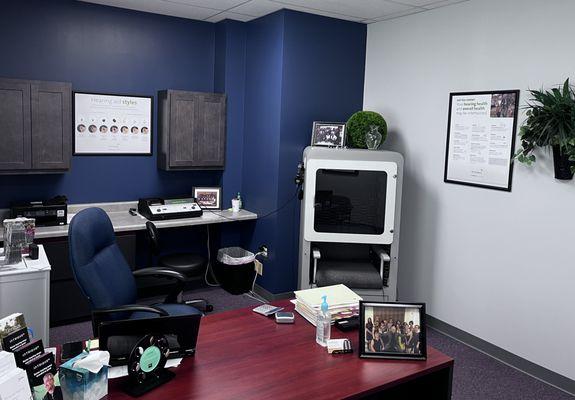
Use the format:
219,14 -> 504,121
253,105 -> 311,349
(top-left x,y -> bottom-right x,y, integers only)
364,0 -> 575,380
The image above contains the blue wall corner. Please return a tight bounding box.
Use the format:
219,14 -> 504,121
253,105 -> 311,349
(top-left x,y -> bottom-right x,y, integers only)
241,10 -> 366,294
239,11 -> 286,289
216,20 -> 248,247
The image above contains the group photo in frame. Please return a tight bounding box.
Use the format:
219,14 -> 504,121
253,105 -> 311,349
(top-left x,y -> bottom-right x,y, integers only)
74,91 -> 153,155
359,301 -> 427,361
311,121 -> 346,147
193,187 -> 221,210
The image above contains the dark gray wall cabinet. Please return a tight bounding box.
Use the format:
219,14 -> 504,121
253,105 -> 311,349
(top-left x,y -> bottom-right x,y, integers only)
0,78 -> 72,174
158,90 -> 226,170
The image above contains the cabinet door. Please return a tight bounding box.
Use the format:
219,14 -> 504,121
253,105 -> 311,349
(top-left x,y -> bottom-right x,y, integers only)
193,93 -> 226,168
169,91 -> 198,168
0,79 -> 31,170
31,81 -> 72,170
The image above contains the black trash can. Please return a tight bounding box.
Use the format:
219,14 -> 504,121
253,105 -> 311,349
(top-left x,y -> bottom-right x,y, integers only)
213,247 -> 256,295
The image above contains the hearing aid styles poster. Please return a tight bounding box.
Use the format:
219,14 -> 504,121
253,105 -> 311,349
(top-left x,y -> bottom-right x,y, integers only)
444,91 -> 519,191
74,92 -> 152,155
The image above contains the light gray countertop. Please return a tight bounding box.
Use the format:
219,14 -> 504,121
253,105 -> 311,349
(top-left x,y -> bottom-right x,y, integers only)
0,201 -> 257,241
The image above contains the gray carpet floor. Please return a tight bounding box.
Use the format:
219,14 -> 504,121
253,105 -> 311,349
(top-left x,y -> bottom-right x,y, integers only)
50,287 -> 572,400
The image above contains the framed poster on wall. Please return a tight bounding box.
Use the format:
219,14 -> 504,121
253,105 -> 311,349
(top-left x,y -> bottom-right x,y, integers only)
444,90 -> 520,191
74,92 -> 153,155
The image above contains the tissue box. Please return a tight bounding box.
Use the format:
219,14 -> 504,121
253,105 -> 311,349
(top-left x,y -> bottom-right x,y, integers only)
60,352 -> 109,400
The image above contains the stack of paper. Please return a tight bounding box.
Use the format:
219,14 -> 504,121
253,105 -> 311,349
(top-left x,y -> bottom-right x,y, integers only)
0,351 -> 32,400
293,284 -> 362,326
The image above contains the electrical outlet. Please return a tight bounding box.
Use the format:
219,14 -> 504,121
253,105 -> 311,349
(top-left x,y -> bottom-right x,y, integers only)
258,245 -> 268,258
254,259 -> 263,276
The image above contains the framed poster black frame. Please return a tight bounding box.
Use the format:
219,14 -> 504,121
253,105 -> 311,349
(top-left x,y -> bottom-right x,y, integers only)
444,90 -> 520,192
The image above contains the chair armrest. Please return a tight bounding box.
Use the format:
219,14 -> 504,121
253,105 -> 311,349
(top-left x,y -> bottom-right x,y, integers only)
92,304 -> 169,317
132,268 -> 186,304
371,245 -> 390,280
91,305 -> 168,337
133,268 -> 186,282
371,245 -> 391,262
312,248 -> 321,260
312,248 -> 321,285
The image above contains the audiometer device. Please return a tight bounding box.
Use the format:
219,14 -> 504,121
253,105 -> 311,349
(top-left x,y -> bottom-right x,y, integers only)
138,197 -> 203,221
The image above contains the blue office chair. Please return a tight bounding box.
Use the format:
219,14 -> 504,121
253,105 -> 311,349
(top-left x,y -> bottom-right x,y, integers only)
68,207 -> 203,335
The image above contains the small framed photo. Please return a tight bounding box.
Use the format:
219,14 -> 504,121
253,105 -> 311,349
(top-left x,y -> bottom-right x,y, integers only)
311,122 -> 346,147
359,301 -> 427,361
193,187 -> 221,210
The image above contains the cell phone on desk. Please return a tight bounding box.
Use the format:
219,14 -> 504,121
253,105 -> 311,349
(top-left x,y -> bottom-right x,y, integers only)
275,312 -> 295,324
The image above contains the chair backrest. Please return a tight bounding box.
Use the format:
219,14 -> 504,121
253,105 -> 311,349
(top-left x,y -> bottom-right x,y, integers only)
68,207 -> 137,310
317,242 -> 371,261
145,221 -> 160,256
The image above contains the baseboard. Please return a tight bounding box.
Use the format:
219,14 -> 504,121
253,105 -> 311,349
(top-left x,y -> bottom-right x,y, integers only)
253,284 -> 294,302
427,315 -> 575,396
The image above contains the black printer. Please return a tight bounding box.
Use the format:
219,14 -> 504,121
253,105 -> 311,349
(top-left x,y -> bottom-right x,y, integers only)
10,195 -> 68,226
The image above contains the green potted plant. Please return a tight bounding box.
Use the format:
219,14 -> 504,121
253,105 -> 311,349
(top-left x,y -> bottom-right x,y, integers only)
516,79 -> 575,179
346,111 -> 387,149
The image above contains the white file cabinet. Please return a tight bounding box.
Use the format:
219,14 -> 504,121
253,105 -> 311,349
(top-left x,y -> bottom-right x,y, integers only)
0,246 -> 51,346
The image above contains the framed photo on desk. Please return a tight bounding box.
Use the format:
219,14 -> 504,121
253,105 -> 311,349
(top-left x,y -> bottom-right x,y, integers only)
359,301 -> 427,360
193,187 -> 221,210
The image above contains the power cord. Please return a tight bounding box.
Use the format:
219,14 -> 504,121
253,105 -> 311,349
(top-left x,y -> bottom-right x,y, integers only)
256,186 -> 300,220
204,225 -> 220,287
244,291 -> 267,304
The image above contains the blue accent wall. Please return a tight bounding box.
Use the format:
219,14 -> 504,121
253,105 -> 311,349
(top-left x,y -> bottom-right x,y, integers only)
0,0 -> 218,207
241,10 -> 366,293
215,20 -> 249,247
277,11 -> 366,291
0,1 -> 367,294
240,11 -> 285,290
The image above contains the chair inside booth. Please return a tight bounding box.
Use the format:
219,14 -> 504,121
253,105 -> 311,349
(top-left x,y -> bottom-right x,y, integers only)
310,242 -> 391,291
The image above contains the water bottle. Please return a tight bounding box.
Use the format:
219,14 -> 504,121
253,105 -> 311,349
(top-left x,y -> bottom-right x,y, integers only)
316,295 -> 331,346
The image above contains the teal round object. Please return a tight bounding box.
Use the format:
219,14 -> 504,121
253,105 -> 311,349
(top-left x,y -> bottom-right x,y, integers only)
140,346 -> 161,373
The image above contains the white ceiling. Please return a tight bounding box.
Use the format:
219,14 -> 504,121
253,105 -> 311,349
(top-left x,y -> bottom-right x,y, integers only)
79,0 -> 470,23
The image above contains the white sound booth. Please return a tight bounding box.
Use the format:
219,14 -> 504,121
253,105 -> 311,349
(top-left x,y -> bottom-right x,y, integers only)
297,146 -> 403,301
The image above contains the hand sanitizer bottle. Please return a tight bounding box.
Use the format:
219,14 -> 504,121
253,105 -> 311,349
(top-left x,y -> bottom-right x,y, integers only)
316,295 -> 331,347
236,192 -> 242,209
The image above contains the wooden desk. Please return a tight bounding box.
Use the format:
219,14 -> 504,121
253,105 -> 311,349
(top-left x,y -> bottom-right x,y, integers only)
108,300 -> 454,399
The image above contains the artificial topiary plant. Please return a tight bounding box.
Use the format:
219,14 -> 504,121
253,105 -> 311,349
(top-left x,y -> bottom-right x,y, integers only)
346,111 -> 388,149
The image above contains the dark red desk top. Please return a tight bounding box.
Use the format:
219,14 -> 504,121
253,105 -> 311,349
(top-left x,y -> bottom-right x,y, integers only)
107,300 -> 453,400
